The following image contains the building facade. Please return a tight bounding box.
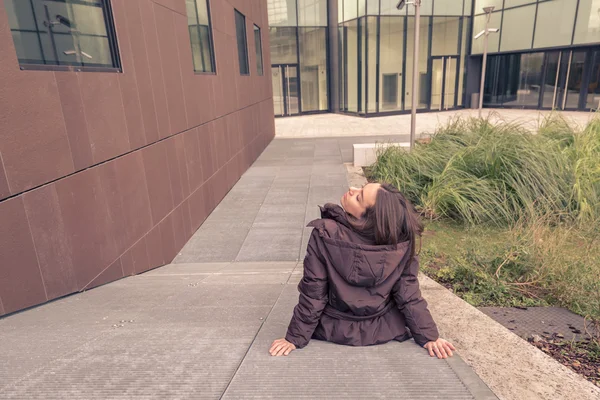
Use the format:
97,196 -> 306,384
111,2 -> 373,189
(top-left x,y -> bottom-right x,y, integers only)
476,0 -> 600,111
0,0 -> 274,316
268,0 -> 600,116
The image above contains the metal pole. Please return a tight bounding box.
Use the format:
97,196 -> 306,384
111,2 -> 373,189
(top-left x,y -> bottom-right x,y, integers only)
478,12 -> 491,119
410,0 -> 421,150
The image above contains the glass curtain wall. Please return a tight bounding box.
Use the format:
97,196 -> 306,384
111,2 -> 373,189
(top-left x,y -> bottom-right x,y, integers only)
471,0 -> 596,55
482,49 -> 600,111
339,0 -> 470,115
267,0 -> 329,115
474,0 -> 600,111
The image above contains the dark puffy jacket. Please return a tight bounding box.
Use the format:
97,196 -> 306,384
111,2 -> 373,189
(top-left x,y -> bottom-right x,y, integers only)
285,204 -> 439,349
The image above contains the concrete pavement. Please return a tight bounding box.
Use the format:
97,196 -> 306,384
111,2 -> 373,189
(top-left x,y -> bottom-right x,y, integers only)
0,135 -> 497,399
275,109 -> 596,138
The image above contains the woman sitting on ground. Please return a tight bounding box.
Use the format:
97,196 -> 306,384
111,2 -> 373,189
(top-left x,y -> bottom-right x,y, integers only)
270,182 -> 455,359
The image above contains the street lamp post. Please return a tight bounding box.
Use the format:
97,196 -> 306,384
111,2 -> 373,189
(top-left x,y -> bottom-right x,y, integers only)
397,0 -> 421,150
474,6 -> 499,118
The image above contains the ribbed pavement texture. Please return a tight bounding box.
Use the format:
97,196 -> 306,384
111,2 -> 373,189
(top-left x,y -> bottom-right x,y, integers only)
222,285 -> 486,400
0,262 -> 296,399
173,136 -> 403,264
1,137 -> 497,399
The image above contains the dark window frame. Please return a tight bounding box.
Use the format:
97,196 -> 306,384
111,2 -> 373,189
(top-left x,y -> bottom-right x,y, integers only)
186,0 -> 217,74
235,9 -> 250,75
9,0 -> 121,72
254,24 -> 264,76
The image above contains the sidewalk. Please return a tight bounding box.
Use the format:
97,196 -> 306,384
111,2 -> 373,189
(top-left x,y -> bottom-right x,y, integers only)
275,109 -> 595,138
0,136 -> 496,399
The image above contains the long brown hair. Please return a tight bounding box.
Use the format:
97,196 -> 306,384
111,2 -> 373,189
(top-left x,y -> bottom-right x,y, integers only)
349,183 -> 423,261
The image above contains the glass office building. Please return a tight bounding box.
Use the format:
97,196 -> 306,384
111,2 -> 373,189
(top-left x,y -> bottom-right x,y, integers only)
267,0 -> 600,117
477,0 -> 600,111
268,0 -> 330,116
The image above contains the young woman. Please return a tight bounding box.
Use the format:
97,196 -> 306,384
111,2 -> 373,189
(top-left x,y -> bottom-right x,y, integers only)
270,183 -> 455,359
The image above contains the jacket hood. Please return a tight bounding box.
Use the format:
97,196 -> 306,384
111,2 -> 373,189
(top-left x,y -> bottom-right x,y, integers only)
308,204 -> 410,287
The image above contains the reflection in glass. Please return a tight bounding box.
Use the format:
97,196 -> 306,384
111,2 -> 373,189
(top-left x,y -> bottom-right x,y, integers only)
269,27 -> 298,64
474,0 -> 504,14
564,52 -> 586,109
573,0 -> 600,44
299,27 -> 328,111
406,17 -> 430,109
367,16 -> 378,113
434,0 -> 464,16
235,10 -> 249,75
185,0 -> 215,72
431,59 -> 444,110
368,0 -> 380,16
339,26 -> 346,111
298,0 -> 328,26
471,12 -> 501,54
533,0 -> 577,49
431,17 -> 460,56
445,58 -> 457,109
586,51 -> 600,110
458,17 -> 469,106
268,0 -> 298,26
431,57 -> 457,110
272,67 -> 285,116
542,52 -> 562,109
286,65 -> 300,114
4,0 -> 118,67
500,6 -> 535,52
344,0 -> 358,22
360,17 -> 367,113
379,0 -> 405,16
504,0 -> 535,7
254,25 -> 264,76
379,16 -> 403,111
502,53 -> 544,107
358,0 -> 366,17
345,20 -> 359,112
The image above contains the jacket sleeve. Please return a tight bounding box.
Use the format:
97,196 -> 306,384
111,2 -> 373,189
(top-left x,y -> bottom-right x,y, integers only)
285,230 -> 329,349
392,256 -> 439,346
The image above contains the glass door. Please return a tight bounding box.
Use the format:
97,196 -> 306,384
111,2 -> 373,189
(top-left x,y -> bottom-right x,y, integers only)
430,56 -> 458,111
542,50 -> 586,110
431,58 -> 444,110
444,57 -> 457,110
271,64 -> 300,117
272,66 -> 285,116
586,50 -> 600,110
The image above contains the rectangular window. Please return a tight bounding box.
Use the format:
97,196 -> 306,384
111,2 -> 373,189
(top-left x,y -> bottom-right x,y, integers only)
254,25 -> 264,76
298,0 -> 328,26
4,0 -> 120,70
533,0 -> 577,49
299,27 -> 328,111
185,0 -> 216,73
500,5 -> 536,52
235,10 -> 249,75
573,0 -> 600,45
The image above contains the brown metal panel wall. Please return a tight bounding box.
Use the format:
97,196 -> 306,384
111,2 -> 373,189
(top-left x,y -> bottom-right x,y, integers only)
0,0 -> 275,316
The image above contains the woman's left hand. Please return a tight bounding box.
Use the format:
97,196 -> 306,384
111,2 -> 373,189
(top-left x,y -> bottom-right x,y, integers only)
423,338 -> 456,359
269,338 -> 296,356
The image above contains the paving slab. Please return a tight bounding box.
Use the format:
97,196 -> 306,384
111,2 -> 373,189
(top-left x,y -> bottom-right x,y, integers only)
1,135 -> 499,399
222,285 -> 495,400
236,227 -> 303,262
275,109 -> 594,138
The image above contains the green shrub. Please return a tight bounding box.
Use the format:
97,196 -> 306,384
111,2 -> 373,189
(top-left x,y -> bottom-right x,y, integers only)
369,115 -> 600,226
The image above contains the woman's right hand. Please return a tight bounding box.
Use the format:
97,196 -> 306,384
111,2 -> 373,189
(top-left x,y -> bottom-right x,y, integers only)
269,338 -> 297,356
423,338 -> 455,359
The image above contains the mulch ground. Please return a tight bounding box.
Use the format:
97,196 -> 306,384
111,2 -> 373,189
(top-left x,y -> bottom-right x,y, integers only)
424,270 -> 600,389
528,334 -> 600,388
